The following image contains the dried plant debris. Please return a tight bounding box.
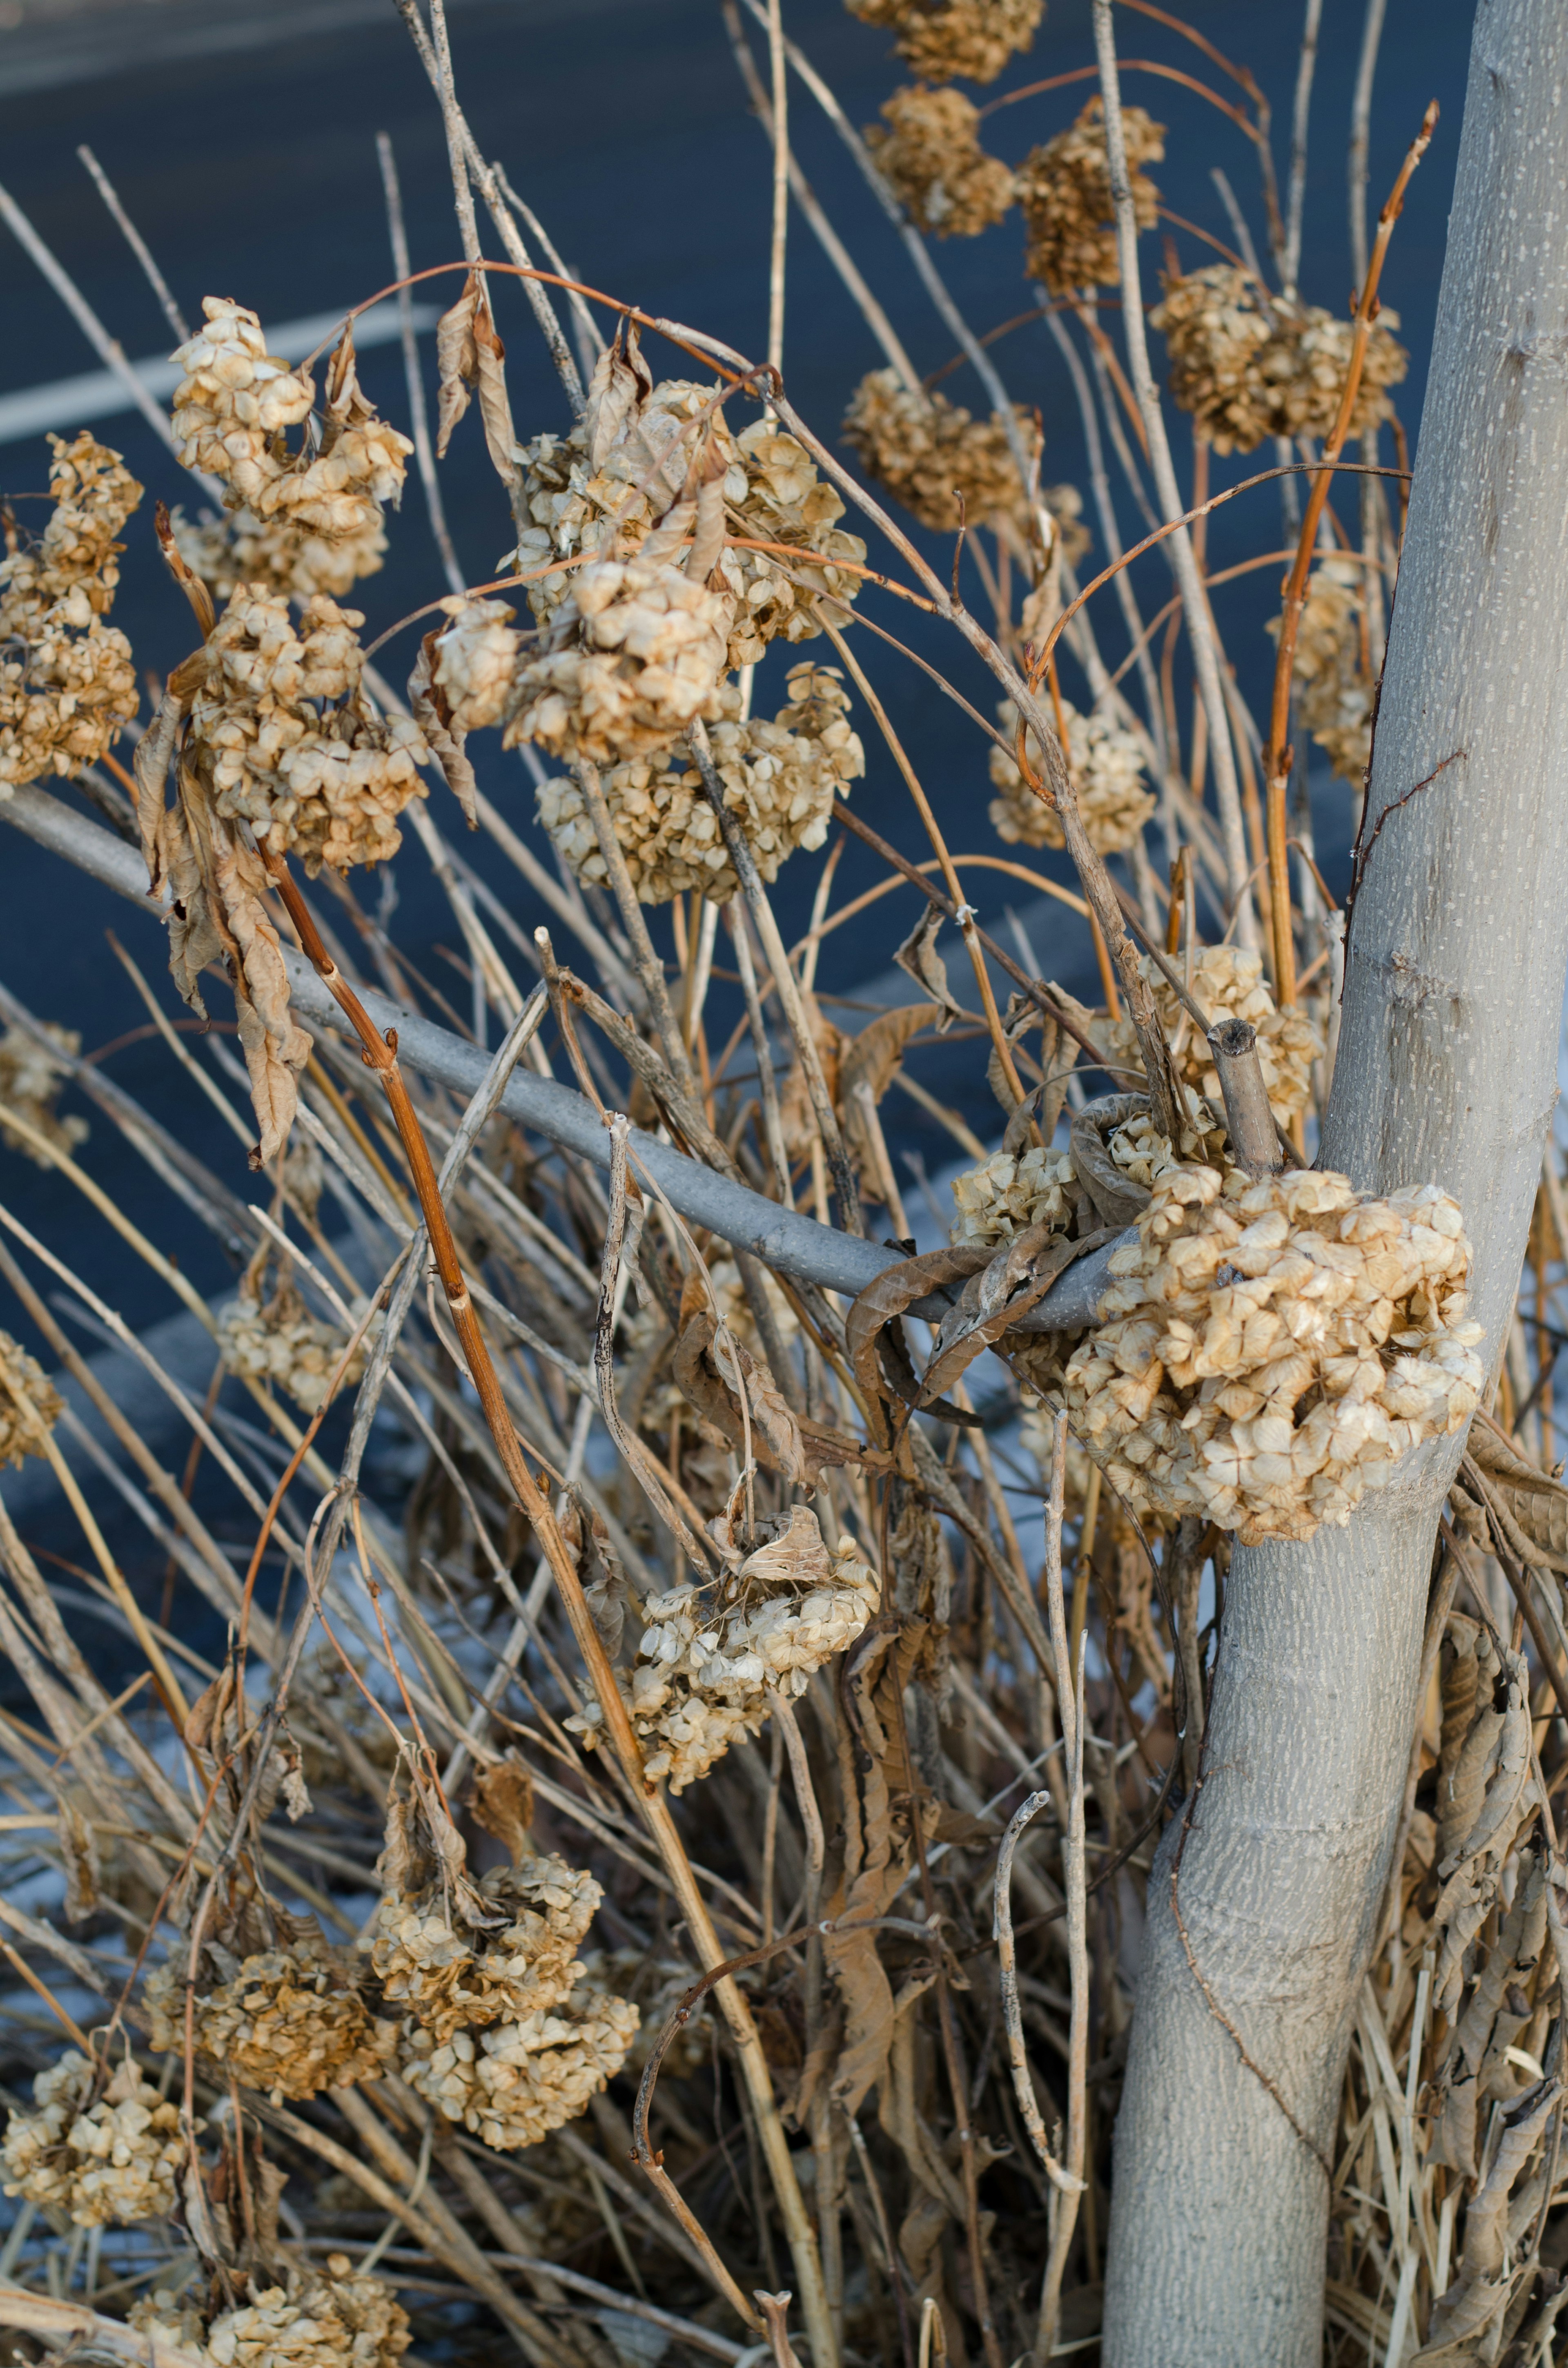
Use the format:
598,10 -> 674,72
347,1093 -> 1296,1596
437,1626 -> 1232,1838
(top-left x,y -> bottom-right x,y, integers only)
1104,946 -> 1323,1122
171,298 -> 411,600
568,1507 -> 881,1789
1152,265 -> 1408,453
186,588 -> 429,876
198,2259 -> 412,2368
1,2051 -> 187,2227
1018,99 -> 1164,295
145,1928 -> 392,2105
511,340 -> 866,669
988,694 -> 1153,853
950,1143 -> 1077,1249
508,554 -> 735,771
1269,555 -> 1374,787
842,368 -> 1045,537
0,1020 -> 87,1164
400,1986 -> 641,2152
535,664 -> 864,905
218,1253 -> 367,1411
1064,1164 -> 1482,1542
0,432 -> 140,792
0,1326 -> 64,1468
370,1848 -> 603,2044
866,86 -> 1017,237
845,0 -> 1044,86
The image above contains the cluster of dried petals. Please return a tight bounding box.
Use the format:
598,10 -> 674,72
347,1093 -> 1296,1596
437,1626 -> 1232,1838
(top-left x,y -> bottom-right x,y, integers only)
1270,555 -> 1373,786
568,1509 -> 882,1790
1152,265 -> 1408,454
433,595 -> 523,732
579,1949 -> 710,2076
508,555 -> 732,770
1105,946 -> 1323,1123
0,433 -> 140,794
187,587 -> 428,874
369,1853 -> 602,2046
514,373 -> 864,667
845,0 -> 1043,85
866,86 -> 1016,237
171,504 -> 387,604
841,368 -> 1045,537
0,1020 -> 87,1165
988,694 -> 1153,854
536,665 -> 864,906
218,1263 -> 367,1413
145,1937 -> 390,2105
950,1144 -> 1077,1249
401,1986 -> 641,2152
205,2259 -> 411,2368
1064,1164 -> 1483,1543
171,298 -> 410,596
0,1327 -> 64,1470
1,2052 -> 187,2228
1018,100 -> 1163,295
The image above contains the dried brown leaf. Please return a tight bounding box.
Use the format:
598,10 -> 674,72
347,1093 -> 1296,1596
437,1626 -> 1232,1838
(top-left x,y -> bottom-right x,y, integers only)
435,274 -> 481,460
892,905 -> 966,1034
408,631 -> 477,825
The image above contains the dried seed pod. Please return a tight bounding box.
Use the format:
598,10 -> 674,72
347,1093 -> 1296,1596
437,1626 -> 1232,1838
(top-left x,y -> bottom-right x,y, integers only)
368,1851 -> 605,2045
218,1254 -> 368,1412
433,595 -> 523,732
842,368 -> 1044,537
845,0 -> 1043,86
399,1985 -> 641,2153
536,664 -> 864,905
1062,1163 -> 1484,1544
1268,555 -> 1373,787
0,1021 -> 87,1164
507,554 -> 732,770
1151,265 -> 1408,455
1,2050 -> 188,2227
988,694 -> 1153,854
205,2257 -> 412,2368
0,1327 -> 64,1469
866,86 -> 1016,237
567,1511 -> 882,1791
1103,946 -> 1323,1123
0,433 -> 141,795
187,587 -> 429,876
1018,98 -> 1163,295
513,361 -> 865,667
145,1934 -> 390,2105
172,298 -> 411,595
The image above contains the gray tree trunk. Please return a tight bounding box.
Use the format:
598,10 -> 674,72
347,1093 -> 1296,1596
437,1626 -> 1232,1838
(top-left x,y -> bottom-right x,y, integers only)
1102,6 -> 1568,2359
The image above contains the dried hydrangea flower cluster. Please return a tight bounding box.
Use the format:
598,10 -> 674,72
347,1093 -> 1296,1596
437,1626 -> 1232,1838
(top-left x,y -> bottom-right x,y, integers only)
535,666 -> 864,906
842,368 -> 1048,538
507,555 -> 733,771
1104,946 -> 1323,1122
369,1852 -> 602,2046
218,1261 -> 366,1412
1017,100 -> 1163,295
988,695 -> 1154,854
0,1020 -> 87,1165
401,1987 -> 643,2154
1151,265 -> 1408,454
145,1934 -> 391,2106
0,433 -> 140,792
867,87 -> 1016,236
0,1327 -> 63,1470
1063,1164 -> 1483,1543
950,1144 -> 1077,1249
187,588 -> 429,876
171,297 -> 412,600
845,0 -> 1043,85
1270,555 -> 1373,785
1,2051 -> 186,2228
568,1509 -> 881,1791
513,372 -> 865,669
202,2259 -> 412,2368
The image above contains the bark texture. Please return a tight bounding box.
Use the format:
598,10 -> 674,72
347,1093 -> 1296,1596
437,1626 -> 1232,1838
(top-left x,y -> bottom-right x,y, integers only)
1103,8 -> 1568,2358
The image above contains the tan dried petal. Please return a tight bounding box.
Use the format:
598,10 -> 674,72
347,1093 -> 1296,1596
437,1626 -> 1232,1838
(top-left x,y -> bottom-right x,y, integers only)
866,86 -> 1016,237
989,694 -> 1153,854
1018,99 -> 1163,296
1152,265 -> 1408,455
845,0 -> 1043,86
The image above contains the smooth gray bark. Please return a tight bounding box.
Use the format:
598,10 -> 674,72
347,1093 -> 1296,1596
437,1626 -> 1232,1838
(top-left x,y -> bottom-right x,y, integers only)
1104,6 -> 1568,2359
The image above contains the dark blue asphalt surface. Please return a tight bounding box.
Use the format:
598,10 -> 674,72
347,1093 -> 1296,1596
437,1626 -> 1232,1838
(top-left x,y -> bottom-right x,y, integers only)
0,0 -> 1476,1358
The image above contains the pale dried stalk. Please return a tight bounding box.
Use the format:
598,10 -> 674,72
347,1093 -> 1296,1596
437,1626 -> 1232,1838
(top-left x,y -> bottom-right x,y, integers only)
1035,1413 -> 1089,2364
377,128 -> 466,599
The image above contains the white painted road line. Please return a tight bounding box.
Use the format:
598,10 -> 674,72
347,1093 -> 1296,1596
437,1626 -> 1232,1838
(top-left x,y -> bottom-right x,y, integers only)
0,299 -> 437,447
